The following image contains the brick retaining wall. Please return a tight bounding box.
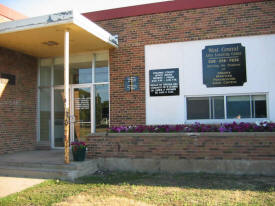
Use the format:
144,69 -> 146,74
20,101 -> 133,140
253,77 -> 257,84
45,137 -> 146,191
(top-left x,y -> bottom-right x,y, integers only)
86,133 -> 275,160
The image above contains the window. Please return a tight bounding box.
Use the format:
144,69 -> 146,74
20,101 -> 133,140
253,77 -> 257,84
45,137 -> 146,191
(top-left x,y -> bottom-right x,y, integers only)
70,62 -> 92,84
38,52 -> 109,146
54,65 -> 64,85
252,95 -> 267,118
95,84 -> 109,132
53,54 -> 108,86
187,97 -> 210,120
187,95 -> 267,120
39,88 -> 51,141
227,96 -> 250,118
39,66 -> 51,87
95,60 -> 109,83
211,96 -> 225,119
187,96 -> 224,120
39,59 -> 52,142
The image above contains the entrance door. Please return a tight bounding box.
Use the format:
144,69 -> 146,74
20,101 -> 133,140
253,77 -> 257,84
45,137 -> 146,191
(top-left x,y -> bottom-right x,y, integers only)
71,85 -> 93,142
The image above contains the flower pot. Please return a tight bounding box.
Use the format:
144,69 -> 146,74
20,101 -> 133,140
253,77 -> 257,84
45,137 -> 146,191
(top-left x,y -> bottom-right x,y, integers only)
72,148 -> 86,161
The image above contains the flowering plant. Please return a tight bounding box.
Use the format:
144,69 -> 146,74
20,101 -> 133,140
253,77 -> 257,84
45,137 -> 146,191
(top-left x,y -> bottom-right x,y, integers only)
71,141 -> 87,161
71,141 -> 87,152
109,122 -> 275,133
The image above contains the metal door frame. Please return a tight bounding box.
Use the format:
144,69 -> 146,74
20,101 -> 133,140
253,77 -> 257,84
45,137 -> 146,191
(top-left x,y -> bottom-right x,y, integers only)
70,83 -> 94,142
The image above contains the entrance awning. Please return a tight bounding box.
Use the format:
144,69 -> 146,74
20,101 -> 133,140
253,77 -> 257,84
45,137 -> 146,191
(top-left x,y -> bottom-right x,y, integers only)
0,10 -> 118,164
0,10 -> 118,57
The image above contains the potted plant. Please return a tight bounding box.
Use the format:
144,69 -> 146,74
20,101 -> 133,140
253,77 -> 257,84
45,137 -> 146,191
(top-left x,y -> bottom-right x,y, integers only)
71,141 -> 87,161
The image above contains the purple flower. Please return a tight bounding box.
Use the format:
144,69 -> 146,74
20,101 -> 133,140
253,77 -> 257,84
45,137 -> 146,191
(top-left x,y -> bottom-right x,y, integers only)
219,126 -> 226,133
108,121 -> 275,133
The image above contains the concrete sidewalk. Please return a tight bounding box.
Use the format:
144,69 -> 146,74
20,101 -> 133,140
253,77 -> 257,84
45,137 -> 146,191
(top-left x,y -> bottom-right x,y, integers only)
0,176 -> 45,198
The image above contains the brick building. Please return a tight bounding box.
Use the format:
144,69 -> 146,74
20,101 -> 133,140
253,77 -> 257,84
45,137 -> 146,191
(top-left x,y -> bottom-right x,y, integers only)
0,0 -> 275,153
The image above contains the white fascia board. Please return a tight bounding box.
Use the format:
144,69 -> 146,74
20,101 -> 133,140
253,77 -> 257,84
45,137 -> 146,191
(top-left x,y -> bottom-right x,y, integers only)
73,12 -> 118,47
0,11 -> 74,34
0,10 -> 118,47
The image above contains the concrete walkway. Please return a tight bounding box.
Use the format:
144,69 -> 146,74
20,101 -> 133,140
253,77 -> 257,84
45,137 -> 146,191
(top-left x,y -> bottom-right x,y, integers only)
0,176 -> 45,198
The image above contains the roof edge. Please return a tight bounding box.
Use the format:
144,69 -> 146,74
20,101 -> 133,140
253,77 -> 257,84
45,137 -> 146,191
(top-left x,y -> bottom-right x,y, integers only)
83,0 -> 267,22
0,10 -> 118,48
0,11 -> 74,34
73,12 -> 118,47
0,3 -> 27,20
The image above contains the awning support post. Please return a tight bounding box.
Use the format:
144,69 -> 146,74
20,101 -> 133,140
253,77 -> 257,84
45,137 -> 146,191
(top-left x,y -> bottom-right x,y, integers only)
64,29 -> 70,164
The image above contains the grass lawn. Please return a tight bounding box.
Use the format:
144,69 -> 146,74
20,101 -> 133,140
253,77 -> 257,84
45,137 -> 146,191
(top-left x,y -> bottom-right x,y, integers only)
0,172 -> 274,206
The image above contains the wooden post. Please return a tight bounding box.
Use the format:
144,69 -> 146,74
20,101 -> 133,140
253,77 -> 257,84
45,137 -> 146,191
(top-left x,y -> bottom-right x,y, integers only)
64,30 -> 70,164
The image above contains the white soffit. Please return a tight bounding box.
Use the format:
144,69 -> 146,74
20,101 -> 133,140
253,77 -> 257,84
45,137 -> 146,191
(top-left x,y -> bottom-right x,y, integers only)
0,11 -> 118,57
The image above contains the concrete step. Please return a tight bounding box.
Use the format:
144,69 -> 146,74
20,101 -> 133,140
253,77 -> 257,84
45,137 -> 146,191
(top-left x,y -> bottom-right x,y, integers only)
0,160 -> 98,181
0,159 -> 96,170
0,161 -> 76,170
0,166 -> 71,180
36,141 -> 51,150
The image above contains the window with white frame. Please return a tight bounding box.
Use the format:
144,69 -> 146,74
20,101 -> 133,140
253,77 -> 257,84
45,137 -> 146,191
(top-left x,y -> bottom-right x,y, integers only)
187,95 -> 267,120
38,52 -> 110,145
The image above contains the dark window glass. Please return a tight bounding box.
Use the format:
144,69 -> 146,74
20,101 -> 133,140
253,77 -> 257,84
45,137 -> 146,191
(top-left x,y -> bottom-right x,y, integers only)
212,96 -> 224,119
187,97 -> 210,120
187,95 -> 267,120
40,88 -> 51,141
227,96 -> 250,119
95,84 -> 109,132
54,89 -> 65,147
40,67 -> 51,87
252,95 -> 267,118
54,65 -> 64,85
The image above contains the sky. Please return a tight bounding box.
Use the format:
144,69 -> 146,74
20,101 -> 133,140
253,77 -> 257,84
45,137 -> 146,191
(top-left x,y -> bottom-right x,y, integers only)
0,0 -> 169,17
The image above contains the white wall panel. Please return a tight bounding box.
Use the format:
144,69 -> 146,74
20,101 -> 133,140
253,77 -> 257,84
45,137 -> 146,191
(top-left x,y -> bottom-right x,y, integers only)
145,34 -> 275,124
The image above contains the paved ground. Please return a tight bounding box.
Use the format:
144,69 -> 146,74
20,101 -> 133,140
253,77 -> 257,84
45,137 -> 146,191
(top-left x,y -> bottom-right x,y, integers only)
0,150 -> 64,198
0,176 -> 45,198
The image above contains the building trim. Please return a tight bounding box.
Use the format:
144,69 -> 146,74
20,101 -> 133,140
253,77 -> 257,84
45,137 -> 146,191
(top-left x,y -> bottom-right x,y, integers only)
0,3 -> 26,20
83,0 -> 266,21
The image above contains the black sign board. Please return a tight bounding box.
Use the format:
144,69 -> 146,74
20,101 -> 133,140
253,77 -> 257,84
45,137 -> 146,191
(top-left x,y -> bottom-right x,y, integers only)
202,43 -> 246,87
149,68 -> 179,96
124,76 -> 139,92
1,73 -> 16,85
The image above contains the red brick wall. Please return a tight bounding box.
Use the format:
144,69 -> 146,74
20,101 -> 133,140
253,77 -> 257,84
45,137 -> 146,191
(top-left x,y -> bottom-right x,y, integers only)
93,1 -> 275,126
86,133 -> 275,160
0,47 -> 37,154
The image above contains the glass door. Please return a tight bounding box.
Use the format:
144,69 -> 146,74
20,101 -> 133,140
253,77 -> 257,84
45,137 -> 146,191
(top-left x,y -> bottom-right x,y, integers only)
71,85 -> 92,142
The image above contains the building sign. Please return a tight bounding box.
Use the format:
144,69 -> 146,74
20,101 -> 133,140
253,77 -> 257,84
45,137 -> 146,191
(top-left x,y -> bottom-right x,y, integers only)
202,43 -> 246,87
149,68 -> 179,96
124,76 -> 139,92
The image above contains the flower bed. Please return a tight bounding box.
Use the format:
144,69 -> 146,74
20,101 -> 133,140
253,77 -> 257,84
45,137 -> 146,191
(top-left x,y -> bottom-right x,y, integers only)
109,122 -> 275,133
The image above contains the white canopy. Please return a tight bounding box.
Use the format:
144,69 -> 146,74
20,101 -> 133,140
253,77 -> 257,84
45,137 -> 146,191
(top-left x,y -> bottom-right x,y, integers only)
0,10 -> 118,57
